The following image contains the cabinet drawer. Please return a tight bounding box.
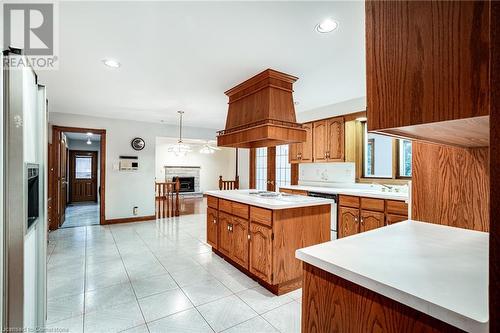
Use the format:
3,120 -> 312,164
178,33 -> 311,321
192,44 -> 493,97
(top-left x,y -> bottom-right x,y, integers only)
207,196 -> 218,209
232,202 -> 249,219
250,206 -> 272,227
219,199 -> 232,214
293,190 -> 308,196
339,195 -> 359,208
386,200 -> 408,215
360,197 -> 385,212
280,188 -> 294,194
387,214 -> 408,225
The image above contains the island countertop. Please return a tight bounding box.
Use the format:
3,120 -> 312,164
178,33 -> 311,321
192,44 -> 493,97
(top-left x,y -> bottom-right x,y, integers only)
296,220 -> 488,333
205,190 -> 334,210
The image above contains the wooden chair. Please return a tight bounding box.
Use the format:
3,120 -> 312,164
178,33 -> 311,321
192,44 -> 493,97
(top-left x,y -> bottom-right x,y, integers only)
219,175 -> 239,190
155,179 -> 180,218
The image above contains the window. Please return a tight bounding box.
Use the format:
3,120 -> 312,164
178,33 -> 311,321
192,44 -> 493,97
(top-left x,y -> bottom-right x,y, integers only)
75,156 -> 92,179
399,139 -> 412,177
362,122 -> 412,179
255,148 -> 267,191
275,145 -> 291,189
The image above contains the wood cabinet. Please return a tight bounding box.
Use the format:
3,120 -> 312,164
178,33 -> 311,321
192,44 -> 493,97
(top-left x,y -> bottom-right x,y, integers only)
338,196 -> 408,238
289,122 -> 313,163
279,188 -> 308,196
366,1 -> 490,147
313,117 -> 345,162
249,222 -> 273,283
339,207 -> 359,238
360,210 -> 385,233
206,207 -> 218,248
206,195 -> 330,295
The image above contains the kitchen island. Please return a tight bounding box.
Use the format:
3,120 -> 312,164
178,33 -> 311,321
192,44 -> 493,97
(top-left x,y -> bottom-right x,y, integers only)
296,221 -> 488,333
205,190 -> 333,295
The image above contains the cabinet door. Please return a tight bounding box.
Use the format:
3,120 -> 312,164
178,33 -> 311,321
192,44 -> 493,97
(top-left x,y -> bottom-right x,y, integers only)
313,120 -> 328,162
360,210 -> 385,233
206,207 -> 218,249
327,117 -> 344,161
339,207 -> 359,238
231,216 -> 249,269
289,143 -> 300,164
386,214 -> 407,225
301,122 -> 314,162
218,212 -> 233,257
249,222 -> 273,283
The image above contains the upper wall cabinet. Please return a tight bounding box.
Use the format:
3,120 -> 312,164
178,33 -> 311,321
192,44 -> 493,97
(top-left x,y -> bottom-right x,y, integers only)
313,117 -> 345,162
289,122 -> 313,163
366,1 -> 490,147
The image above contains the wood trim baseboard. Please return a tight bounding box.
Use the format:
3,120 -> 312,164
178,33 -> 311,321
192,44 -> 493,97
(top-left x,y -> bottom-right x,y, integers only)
104,215 -> 156,225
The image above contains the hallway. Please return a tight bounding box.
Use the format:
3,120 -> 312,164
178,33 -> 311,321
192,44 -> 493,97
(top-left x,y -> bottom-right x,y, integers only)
62,203 -> 100,228
46,212 -> 302,333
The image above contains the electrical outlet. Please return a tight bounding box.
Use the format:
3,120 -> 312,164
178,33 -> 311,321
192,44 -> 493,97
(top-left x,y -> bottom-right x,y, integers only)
133,206 -> 138,215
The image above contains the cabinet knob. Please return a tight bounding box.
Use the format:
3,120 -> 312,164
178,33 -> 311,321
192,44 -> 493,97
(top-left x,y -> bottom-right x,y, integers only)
355,217 -> 358,222
213,219 -> 217,224
247,234 -> 251,240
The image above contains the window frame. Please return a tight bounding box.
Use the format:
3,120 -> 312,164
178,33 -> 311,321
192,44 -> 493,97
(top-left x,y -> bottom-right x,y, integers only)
359,121 -> 412,183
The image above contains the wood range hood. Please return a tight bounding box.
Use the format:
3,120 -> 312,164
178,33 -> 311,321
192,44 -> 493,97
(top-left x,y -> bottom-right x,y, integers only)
217,69 -> 306,148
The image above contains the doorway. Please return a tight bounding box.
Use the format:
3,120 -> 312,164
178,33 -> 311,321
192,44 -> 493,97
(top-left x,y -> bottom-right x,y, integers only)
49,126 -> 106,229
250,145 -> 297,191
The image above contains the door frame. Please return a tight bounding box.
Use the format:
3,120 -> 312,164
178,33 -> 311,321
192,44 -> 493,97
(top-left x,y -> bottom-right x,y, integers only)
50,126 -> 106,227
68,150 -> 98,203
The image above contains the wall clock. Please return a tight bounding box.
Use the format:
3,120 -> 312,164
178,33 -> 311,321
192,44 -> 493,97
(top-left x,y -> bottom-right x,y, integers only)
131,137 -> 145,151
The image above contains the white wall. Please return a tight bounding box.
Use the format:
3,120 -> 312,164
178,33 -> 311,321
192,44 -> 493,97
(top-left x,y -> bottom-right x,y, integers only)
49,112 -> 217,219
155,137 -> 237,192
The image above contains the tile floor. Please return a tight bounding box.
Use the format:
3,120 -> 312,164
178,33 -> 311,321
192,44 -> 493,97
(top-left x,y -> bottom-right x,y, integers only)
62,203 -> 100,228
46,209 -> 302,333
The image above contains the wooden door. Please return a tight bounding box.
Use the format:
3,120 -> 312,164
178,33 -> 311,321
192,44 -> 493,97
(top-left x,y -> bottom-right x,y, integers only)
339,207 -> 359,238
231,216 -> 249,268
69,151 -> 98,202
218,212 -> 233,257
206,207 -> 218,249
313,120 -> 328,162
301,122 -> 314,162
289,143 -> 300,164
59,136 -> 68,226
327,117 -> 345,161
249,222 -> 273,283
360,210 -> 385,233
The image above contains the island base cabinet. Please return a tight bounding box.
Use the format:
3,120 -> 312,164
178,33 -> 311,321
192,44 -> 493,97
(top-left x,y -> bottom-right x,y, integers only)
218,212 -> 233,257
231,217 -> 249,269
249,222 -> 273,283
206,207 -> 218,249
301,263 -> 462,333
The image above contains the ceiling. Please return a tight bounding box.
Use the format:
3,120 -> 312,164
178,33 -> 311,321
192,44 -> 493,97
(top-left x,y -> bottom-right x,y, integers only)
39,1 -> 366,130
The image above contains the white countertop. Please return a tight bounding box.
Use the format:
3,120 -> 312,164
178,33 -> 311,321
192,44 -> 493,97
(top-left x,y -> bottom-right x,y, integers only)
296,221 -> 488,333
280,185 -> 408,201
205,190 -> 334,210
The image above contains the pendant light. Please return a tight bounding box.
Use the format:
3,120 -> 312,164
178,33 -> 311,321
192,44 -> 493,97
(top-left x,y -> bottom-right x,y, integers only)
167,111 -> 192,156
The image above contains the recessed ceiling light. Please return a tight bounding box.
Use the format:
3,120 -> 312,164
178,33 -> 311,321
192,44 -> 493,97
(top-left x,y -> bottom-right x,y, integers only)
102,59 -> 121,68
316,18 -> 338,33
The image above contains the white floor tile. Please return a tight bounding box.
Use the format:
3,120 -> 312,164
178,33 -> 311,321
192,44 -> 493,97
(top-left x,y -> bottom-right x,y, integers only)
85,282 -> 136,313
182,278 -> 232,306
131,273 -> 179,299
221,316 -> 278,333
169,266 -> 214,288
46,314 -> 84,333
47,293 -> 84,324
138,289 -> 193,323
120,324 -> 150,333
84,300 -> 145,333
197,295 -> 258,332
262,301 -> 302,333
147,308 -> 213,333
237,286 -> 294,314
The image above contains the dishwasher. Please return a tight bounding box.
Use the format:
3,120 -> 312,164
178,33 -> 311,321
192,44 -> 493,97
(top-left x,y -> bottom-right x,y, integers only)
307,192 -> 338,240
